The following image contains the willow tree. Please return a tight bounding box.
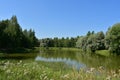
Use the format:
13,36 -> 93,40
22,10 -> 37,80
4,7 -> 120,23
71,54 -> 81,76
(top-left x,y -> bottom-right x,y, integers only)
105,23 -> 120,55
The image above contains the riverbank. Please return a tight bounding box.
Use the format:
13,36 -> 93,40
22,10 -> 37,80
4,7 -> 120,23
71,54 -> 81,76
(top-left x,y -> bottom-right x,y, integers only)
0,47 -> 111,57
0,60 -> 120,80
96,50 -> 110,57
40,47 -> 82,51
40,47 -> 112,57
0,47 -> 39,54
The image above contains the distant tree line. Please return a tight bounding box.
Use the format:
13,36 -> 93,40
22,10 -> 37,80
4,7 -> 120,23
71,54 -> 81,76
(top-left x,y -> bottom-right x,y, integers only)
76,31 -> 105,52
39,23 -> 120,55
76,23 -> 120,55
0,16 -> 38,52
39,37 -> 79,48
3,16 -> 119,55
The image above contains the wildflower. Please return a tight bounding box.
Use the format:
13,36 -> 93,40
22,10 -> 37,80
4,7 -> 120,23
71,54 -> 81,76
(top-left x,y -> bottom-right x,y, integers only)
113,73 -> 117,77
86,70 -> 91,73
6,69 -> 11,73
24,71 -> 28,75
62,74 -> 69,79
32,66 -> 35,69
3,66 -> 7,70
44,76 -> 48,80
106,76 -> 111,80
19,60 -> 22,63
99,66 -> 104,70
5,61 -> 10,65
90,68 -> 95,72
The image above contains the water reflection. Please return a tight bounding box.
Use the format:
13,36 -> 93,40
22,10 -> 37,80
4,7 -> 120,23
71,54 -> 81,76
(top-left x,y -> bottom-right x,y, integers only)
35,56 -> 86,70
36,49 -> 120,70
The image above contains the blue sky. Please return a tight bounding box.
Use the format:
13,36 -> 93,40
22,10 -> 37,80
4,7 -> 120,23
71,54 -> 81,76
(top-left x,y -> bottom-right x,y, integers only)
0,0 -> 120,38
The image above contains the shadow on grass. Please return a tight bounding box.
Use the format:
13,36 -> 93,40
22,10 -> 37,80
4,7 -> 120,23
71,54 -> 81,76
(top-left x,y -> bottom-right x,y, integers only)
0,48 -> 39,59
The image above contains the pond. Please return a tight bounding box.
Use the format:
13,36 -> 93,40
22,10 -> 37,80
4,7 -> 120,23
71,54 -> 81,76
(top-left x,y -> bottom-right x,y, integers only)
0,48 -> 120,70
36,49 -> 120,70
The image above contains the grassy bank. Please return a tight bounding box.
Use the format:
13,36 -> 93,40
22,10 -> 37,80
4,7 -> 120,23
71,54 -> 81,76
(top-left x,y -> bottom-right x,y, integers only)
40,47 -> 111,56
0,47 -> 39,54
40,47 -> 82,52
0,60 -> 120,80
96,50 -> 110,57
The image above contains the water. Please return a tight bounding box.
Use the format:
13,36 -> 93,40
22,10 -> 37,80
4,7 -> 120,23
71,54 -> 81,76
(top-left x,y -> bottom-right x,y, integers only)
0,49 -> 120,70
36,49 -> 120,70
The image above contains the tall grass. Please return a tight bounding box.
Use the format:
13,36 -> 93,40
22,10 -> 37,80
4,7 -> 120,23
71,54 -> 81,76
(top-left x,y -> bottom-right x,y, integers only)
0,60 -> 120,80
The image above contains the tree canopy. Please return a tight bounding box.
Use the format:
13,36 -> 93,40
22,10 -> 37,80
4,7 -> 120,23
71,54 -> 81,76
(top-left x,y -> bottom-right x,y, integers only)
0,16 -> 38,52
76,31 -> 105,53
105,23 -> 120,55
76,23 -> 120,55
39,37 -> 78,48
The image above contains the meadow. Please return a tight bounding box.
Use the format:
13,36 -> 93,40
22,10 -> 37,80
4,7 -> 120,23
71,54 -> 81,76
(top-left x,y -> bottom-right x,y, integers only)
0,59 -> 120,80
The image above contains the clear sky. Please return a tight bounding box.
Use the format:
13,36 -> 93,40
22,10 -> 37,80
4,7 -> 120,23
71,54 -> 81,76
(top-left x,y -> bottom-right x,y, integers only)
0,0 -> 120,39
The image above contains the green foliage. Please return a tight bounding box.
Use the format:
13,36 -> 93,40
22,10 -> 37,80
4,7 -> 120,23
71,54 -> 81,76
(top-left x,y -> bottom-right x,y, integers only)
0,16 -> 38,52
105,23 -> 120,55
0,60 -> 120,80
40,37 -> 78,48
4,16 -> 23,48
86,34 -> 96,53
95,31 -> 105,50
76,23 -> 120,55
22,29 -> 38,48
76,31 -> 105,53
76,36 -> 88,51
0,19 -> 9,49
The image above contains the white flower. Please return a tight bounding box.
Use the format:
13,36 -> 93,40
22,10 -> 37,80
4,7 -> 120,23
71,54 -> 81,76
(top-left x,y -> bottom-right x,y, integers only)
90,68 -> 95,72
19,60 -> 22,63
106,76 -> 111,80
6,69 -> 11,73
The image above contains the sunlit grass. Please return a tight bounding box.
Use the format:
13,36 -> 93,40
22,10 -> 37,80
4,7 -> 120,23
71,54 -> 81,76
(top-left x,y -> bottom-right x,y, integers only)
40,47 -> 82,52
96,50 -> 110,57
0,60 -> 120,80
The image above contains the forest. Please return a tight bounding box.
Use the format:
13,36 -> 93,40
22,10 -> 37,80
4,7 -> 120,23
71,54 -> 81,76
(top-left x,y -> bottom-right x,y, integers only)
39,37 -> 78,48
76,23 -> 120,55
0,16 -> 120,55
0,16 -> 38,52
40,24 -> 120,55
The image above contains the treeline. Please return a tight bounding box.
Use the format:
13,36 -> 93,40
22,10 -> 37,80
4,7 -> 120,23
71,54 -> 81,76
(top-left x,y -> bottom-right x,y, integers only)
76,31 -> 105,52
76,23 -> 120,55
40,23 -> 120,55
3,16 -> 119,55
0,16 -> 38,52
40,37 -> 79,48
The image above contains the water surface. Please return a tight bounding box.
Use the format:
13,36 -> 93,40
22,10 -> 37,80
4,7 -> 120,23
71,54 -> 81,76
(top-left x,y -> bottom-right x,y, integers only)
36,49 -> 120,70
1,49 -> 120,70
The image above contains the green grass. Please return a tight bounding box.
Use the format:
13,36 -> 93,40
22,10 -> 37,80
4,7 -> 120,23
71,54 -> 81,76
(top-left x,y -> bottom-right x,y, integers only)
96,50 -> 110,57
0,48 -> 119,79
0,60 -> 120,80
40,47 -> 82,52
40,47 -> 111,56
